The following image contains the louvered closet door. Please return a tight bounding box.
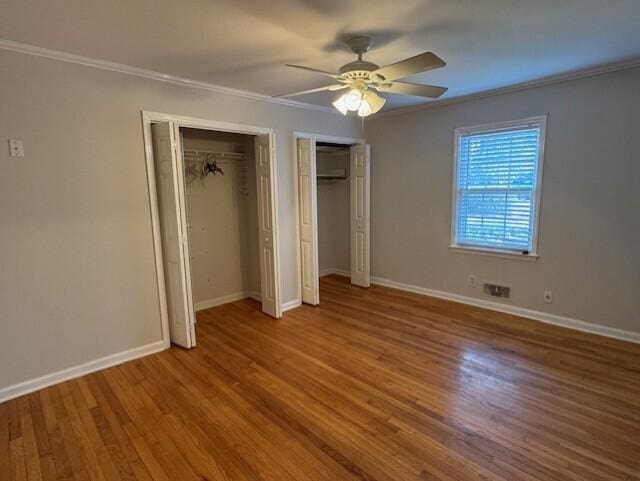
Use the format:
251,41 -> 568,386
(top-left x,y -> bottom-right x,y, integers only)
151,122 -> 196,348
350,144 -> 371,287
297,138 -> 320,305
255,134 -> 281,318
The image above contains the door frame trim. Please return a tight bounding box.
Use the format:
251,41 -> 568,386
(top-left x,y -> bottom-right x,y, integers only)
292,131 -> 365,306
142,110 -> 282,346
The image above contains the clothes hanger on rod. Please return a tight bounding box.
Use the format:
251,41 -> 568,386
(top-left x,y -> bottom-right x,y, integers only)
203,156 -> 224,176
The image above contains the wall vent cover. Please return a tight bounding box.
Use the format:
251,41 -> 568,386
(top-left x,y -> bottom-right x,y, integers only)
483,282 -> 511,299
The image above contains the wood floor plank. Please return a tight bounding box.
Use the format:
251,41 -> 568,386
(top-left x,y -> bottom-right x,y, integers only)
121,423 -> 170,481
19,411 -> 44,481
2,275 -> 639,480
85,374 -> 150,481
0,403 -> 11,481
9,437 -> 27,481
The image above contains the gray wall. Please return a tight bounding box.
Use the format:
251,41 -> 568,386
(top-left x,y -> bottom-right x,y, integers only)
366,67 -> 640,333
0,48 -> 359,391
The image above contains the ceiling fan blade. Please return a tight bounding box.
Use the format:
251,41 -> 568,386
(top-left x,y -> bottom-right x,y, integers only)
273,84 -> 346,98
372,52 -> 445,82
285,64 -> 341,79
376,81 -> 448,99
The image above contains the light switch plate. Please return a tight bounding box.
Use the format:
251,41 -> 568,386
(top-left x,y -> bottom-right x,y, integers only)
9,139 -> 24,157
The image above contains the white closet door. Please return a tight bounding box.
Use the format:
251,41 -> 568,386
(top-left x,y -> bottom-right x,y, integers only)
172,125 -> 196,329
255,134 -> 281,318
297,138 -> 320,305
350,144 -> 371,287
151,122 -> 196,348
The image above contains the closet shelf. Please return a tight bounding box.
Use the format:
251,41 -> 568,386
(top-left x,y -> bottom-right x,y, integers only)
183,148 -> 246,160
317,168 -> 348,180
317,174 -> 348,180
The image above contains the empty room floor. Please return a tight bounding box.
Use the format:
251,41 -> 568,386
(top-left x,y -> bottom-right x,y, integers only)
2,275 -> 639,481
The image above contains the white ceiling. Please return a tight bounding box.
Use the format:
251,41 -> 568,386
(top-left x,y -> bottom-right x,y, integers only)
2,0 -> 640,111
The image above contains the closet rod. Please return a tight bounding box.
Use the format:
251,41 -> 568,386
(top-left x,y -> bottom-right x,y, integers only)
183,148 -> 246,159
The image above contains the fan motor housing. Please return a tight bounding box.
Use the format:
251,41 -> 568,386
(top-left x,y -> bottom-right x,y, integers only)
339,60 -> 379,79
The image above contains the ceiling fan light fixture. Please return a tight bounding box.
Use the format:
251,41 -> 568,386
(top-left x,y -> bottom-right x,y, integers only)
279,37 -> 447,114
334,88 -> 387,117
357,101 -> 373,117
332,94 -> 349,115
343,88 -> 363,111
357,91 -> 387,117
363,91 -> 386,114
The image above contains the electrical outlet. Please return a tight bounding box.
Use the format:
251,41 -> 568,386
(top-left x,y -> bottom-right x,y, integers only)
468,275 -> 476,287
544,291 -> 553,303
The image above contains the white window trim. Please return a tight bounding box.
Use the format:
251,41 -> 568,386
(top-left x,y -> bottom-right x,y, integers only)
450,115 -> 547,260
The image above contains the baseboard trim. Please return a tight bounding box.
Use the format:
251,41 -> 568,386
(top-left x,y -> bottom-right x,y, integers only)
247,291 -> 300,313
249,291 -> 262,302
371,276 -> 640,345
0,340 -> 167,403
282,299 -> 302,311
319,268 -> 350,278
194,292 -> 251,311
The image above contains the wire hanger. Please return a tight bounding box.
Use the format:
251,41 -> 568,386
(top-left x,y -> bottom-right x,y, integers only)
203,157 -> 224,176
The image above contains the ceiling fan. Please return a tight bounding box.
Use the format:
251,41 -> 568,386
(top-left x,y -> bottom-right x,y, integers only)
275,35 -> 447,117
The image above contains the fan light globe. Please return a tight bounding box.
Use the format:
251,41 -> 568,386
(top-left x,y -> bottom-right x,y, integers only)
332,94 -> 349,115
344,88 -> 363,111
333,89 -> 387,117
357,101 -> 373,117
357,91 -> 386,117
364,91 -> 386,114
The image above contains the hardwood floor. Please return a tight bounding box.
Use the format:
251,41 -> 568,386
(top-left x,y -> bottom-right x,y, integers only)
2,274 -> 639,481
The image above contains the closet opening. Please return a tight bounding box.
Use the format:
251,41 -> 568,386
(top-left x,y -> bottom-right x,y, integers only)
316,142 -> 351,279
180,128 -> 261,313
295,133 -> 370,306
143,112 -> 281,349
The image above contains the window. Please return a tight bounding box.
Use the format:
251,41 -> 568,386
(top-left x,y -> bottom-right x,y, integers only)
451,116 -> 546,258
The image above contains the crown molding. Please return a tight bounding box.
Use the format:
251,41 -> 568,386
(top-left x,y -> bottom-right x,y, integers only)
372,56 -> 640,119
0,38 -> 337,115
4,38 -> 639,120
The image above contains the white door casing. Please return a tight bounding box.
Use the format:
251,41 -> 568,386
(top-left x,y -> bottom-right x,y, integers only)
350,144 -> 371,287
144,112 -> 282,343
255,134 -> 282,318
151,122 -> 196,347
297,138 -> 320,305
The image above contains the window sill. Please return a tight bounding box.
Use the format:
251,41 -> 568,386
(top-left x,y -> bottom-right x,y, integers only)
449,245 -> 539,262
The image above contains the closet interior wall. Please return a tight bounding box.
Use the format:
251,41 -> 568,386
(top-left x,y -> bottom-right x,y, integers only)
317,146 -> 350,274
181,128 -> 260,309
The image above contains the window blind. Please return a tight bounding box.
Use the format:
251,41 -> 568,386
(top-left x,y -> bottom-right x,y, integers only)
455,124 -> 541,252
